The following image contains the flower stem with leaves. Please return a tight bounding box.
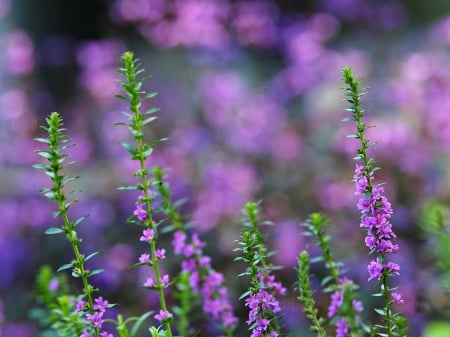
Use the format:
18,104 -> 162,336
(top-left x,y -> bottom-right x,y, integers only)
116,51 -> 173,337
342,67 -> 406,337
34,112 -> 108,337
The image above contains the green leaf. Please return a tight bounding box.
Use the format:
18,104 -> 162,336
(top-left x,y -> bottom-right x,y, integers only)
145,92 -> 158,99
119,142 -> 137,156
118,185 -> 139,190
57,263 -> 73,272
73,214 -> 89,227
45,227 -> 64,235
88,269 -> 104,277
130,311 -> 153,337
85,250 -> 103,262
374,308 -> 386,316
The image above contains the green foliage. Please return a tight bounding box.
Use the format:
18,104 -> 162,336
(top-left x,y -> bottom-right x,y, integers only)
296,251 -> 327,337
32,266 -> 89,337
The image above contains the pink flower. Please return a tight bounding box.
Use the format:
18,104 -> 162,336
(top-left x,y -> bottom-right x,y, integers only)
144,277 -> 156,287
155,248 -> 166,260
155,309 -> 172,322
133,203 -> 147,221
140,228 -> 154,242
139,253 -> 151,264
392,292 -> 404,304
75,300 -> 86,313
160,274 -> 170,287
367,259 -> 383,281
93,297 -> 108,313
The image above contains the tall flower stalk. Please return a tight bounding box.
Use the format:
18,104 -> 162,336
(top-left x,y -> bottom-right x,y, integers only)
300,213 -> 365,337
235,201 -> 285,337
34,112 -> 112,337
115,51 -> 173,336
342,67 -> 406,337
153,166 -> 237,336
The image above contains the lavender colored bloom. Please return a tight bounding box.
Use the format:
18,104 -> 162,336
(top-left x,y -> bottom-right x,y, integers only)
144,277 -> 156,287
139,228 -> 154,242
328,290 -> 344,317
99,332 -> 113,337
139,253 -> 151,264
352,299 -> 364,312
354,164 -> 400,281
391,292 -> 404,304
93,297 -> 108,313
134,203 -> 147,221
155,309 -> 172,322
75,300 -> 86,313
335,317 -> 349,337
385,261 -> 400,276
172,230 -> 186,255
86,312 -> 104,329
155,248 -> 166,260
160,274 -> 170,287
48,278 -> 59,292
367,259 -> 384,281
80,331 -> 91,337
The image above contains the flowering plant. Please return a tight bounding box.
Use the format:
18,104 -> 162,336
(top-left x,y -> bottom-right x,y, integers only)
32,51 -> 414,337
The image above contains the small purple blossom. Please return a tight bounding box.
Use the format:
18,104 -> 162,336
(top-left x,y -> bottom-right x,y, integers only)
139,253 -> 151,264
160,274 -> 170,287
48,278 -> 59,292
353,299 -> 364,312
155,309 -> 172,322
139,228 -> 154,242
75,300 -> 86,313
385,261 -> 400,276
392,292 -> 404,304
80,331 -> 91,337
335,317 -> 349,337
133,203 -> 147,221
99,332 -> 113,337
368,259 -> 384,281
328,290 -> 344,317
144,277 -> 155,287
93,297 -> 108,313
155,248 -> 166,260
86,311 -> 104,329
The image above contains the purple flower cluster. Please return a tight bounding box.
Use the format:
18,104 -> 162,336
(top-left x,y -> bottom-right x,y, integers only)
244,271 -> 285,337
172,230 -> 237,328
75,297 -> 112,337
353,164 -> 401,281
244,289 -> 280,337
327,278 -> 363,337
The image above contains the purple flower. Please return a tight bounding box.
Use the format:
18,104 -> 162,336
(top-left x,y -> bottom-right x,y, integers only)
328,290 -> 344,317
144,277 -> 155,287
48,278 -> 59,292
80,331 -> 91,337
352,299 -> 364,312
385,261 -> 400,276
172,231 -> 186,255
133,203 -> 147,221
86,311 -> 104,329
75,300 -> 86,313
93,297 -> 108,313
155,309 -> 172,322
391,292 -> 404,304
160,274 -> 170,287
139,253 -> 151,264
99,332 -> 113,337
367,259 -> 384,281
155,248 -> 166,260
335,317 -> 349,337
139,228 -> 154,242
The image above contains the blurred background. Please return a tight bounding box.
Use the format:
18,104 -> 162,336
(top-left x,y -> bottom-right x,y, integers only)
2,0 -> 450,336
